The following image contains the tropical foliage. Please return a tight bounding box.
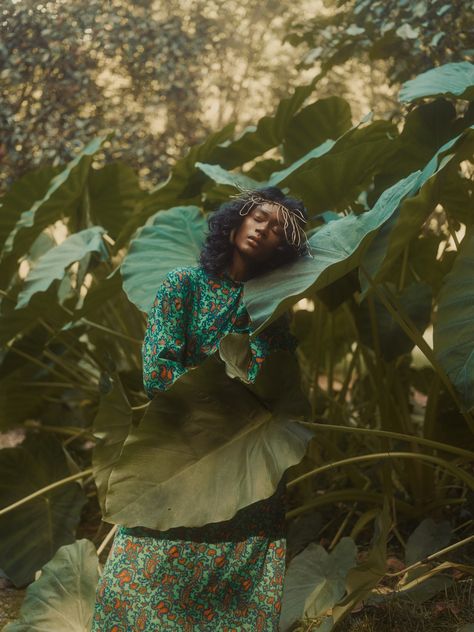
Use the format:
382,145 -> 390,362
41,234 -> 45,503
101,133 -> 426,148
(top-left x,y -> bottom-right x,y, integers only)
286,0 -> 474,85
0,0 -> 305,192
1,61 -> 474,630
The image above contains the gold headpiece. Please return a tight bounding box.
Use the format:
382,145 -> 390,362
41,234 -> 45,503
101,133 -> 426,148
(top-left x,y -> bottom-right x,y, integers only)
228,185 -> 313,257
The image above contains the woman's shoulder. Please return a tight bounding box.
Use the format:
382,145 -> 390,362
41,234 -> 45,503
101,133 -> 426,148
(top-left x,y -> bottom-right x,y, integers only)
162,264 -> 207,288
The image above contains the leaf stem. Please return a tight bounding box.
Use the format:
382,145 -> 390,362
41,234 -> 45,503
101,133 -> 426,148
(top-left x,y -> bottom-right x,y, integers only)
359,265 -> 474,432
293,421 -> 474,460
287,451 -> 474,490
0,468 -> 94,517
386,533 -> 474,578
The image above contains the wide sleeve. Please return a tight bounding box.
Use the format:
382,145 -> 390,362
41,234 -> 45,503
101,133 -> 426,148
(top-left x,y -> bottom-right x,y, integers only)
142,269 -> 191,399
246,312 -> 298,383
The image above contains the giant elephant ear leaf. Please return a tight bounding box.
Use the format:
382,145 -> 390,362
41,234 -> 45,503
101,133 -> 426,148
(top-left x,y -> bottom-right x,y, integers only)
399,61 -> 474,103
359,125 -> 474,294
243,169 -> 422,335
210,76 -> 320,169
120,205 -> 207,314
88,162 -> 146,241
0,135 -> 110,267
282,96 -> 352,162
0,435 -> 87,587
96,352 -> 314,531
92,371 -> 133,516
354,282 -> 433,362
15,226 -> 109,310
0,165 -> 60,255
279,537 -> 358,632
4,539 -> 99,632
434,229 -> 474,411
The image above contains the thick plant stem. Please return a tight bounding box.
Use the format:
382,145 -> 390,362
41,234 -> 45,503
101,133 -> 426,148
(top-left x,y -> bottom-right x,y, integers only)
287,451 -> 474,490
293,421 -> 474,460
0,468 -> 94,517
359,265 -> 474,432
97,525 -> 118,557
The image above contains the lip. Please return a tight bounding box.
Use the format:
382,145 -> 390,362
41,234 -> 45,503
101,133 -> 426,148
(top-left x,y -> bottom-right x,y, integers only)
246,235 -> 261,247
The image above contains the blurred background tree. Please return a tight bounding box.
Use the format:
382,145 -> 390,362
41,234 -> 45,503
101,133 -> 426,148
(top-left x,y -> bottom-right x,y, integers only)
286,0 -> 473,89
0,0 -> 312,192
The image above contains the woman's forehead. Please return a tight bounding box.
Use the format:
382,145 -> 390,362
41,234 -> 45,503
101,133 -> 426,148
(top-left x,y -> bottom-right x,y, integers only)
253,201 -> 281,217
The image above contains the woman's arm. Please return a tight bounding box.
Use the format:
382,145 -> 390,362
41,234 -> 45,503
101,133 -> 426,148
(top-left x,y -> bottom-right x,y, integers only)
246,312 -> 298,382
142,269 -> 191,399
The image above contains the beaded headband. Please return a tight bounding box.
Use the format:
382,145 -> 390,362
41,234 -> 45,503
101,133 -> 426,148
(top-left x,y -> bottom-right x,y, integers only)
228,185 -> 313,257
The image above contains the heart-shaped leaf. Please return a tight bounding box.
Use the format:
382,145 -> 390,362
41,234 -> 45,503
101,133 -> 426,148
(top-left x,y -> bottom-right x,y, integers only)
15,226 -> 109,310
434,229 -> 474,410
243,168 -> 422,335
4,539 -> 99,631
95,352 -> 314,531
280,537 -> 357,631
0,435 -> 87,586
120,206 -> 207,314
1,135 -> 110,264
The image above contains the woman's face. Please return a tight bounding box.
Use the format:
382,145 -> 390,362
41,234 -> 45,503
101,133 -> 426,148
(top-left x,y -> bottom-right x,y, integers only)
233,202 -> 286,263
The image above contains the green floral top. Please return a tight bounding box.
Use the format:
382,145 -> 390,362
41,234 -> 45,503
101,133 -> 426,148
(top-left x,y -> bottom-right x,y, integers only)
142,265 -> 297,399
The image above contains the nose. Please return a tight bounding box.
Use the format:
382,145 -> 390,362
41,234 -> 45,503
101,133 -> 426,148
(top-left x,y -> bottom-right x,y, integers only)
255,223 -> 268,237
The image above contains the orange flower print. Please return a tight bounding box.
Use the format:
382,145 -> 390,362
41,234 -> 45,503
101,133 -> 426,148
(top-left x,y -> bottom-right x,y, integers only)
154,600 -> 169,615
160,365 -> 173,381
115,569 -> 132,587
241,578 -> 252,591
214,554 -> 226,568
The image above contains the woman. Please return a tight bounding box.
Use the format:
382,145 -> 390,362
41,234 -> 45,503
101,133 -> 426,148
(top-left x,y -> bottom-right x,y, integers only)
92,185 -> 310,632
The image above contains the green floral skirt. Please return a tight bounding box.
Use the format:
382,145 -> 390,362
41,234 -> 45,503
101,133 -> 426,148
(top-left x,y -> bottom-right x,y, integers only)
91,479 -> 287,631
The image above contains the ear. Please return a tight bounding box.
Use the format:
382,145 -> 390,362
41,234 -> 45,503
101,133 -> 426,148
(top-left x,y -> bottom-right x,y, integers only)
229,228 -> 236,244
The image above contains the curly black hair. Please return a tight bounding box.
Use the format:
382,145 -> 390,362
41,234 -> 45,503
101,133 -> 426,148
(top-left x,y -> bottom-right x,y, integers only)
199,186 -> 309,276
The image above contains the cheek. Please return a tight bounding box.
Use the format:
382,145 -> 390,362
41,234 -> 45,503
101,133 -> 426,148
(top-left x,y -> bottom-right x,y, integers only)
235,218 -> 252,241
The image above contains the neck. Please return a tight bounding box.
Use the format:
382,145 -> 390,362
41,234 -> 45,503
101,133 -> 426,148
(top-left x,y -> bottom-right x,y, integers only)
227,249 -> 258,282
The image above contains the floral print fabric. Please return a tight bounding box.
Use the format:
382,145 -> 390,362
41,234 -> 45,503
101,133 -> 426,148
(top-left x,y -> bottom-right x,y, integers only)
92,265 -> 297,631
141,265 -> 297,398
92,480 -> 288,631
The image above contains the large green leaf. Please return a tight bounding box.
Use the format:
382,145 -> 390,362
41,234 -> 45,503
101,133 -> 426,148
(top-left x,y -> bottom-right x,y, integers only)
0,435 -> 87,586
434,229 -> 474,411
361,126 -> 474,291
0,136 -> 110,268
282,96 -> 352,162
0,278 -> 76,353
198,118 -> 397,213
92,371 -> 133,516
332,496 -> 391,626
210,76 -> 320,169
405,517 -> 452,566
0,165 -> 60,254
399,62 -> 474,103
95,351 -> 313,531
354,282 -> 433,362
280,537 -> 357,632
15,226 -> 109,310
120,205 -> 207,314
133,125 -> 235,218
113,124 -> 235,250
88,162 -> 146,241
194,163 -> 260,189
380,99 -> 459,183
4,539 -> 99,632
243,167 -> 424,336
196,97 -> 354,195
273,120 -> 397,211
